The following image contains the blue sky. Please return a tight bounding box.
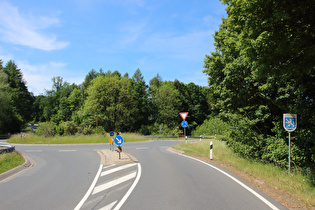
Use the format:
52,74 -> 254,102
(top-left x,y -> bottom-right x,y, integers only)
0,0 -> 226,95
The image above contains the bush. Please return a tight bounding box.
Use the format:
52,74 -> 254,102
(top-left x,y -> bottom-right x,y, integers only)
36,122 -> 56,137
262,136 -> 288,168
60,121 -> 77,135
192,116 -> 231,136
93,126 -> 106,135
82,125 -> 93,135
55,124 -> 64,136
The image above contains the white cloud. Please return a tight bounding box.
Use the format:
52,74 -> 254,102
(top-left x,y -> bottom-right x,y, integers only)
17,61 -> 83,95
0,1 -> 69,51
18,61 -> 67,95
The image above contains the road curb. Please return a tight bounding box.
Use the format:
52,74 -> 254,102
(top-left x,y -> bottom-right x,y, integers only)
0,155 -> 35,183
98,149 -> 138,165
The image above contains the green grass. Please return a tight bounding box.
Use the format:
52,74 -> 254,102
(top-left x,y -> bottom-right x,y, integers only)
7,132 -> 148,144
173,138 -> 315,208
0,151 -> 25,174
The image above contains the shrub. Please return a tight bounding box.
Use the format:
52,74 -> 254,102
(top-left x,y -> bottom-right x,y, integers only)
55,124 -> 64,136
262,137 -> 288,168
192,116 -> 231,136
60,121 -> 77,135
93,126 -> 106,135
82,125 -> 93,135
36,122 -> 56,137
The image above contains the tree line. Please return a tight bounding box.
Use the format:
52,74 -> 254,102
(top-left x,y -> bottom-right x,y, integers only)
0,63 -> 211,136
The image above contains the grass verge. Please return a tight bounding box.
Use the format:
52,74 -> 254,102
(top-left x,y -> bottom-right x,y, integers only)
0,151 -> 25,174
173,139 -> 315,209
7,132 -> 148,144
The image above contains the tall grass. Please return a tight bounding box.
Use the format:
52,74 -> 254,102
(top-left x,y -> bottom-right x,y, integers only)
0,151 -> 25,174
7,132 -> 148,144
173,139 -> 315,208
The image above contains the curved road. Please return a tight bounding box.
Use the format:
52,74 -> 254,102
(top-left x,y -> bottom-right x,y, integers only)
0,141 -> 286,210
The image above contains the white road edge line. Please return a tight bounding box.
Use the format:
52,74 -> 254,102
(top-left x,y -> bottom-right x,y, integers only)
113,163 -> 142,210
177,153 -> 280,210
74,164 -> 103,210
98,200 -> 117,210
136,147 -> 149,150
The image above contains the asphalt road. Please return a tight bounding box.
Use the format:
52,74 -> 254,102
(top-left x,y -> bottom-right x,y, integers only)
122,141 -> 286,210
0,141 -> 287,210
0,144 -> 101,210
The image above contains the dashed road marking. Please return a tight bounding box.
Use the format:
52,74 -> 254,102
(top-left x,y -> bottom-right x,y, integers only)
136,147 -> 149,150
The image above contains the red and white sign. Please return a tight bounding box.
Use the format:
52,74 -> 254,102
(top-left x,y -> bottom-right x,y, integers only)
179,112 -> 189,121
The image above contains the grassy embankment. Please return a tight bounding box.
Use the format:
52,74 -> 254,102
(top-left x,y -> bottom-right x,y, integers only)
7,132 -> 148,144
173,137 -> 315,209
0,151 -> 25,174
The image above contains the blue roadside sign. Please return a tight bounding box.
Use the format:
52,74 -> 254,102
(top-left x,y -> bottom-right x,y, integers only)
114,135 -> 124,146
181,121 -> 188,128
283,114 -> 297,132
110,131 -> 114,136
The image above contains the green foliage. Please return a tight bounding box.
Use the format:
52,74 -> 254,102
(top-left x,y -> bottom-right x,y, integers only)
203,0 -> 314,172
223,113 -> 266,160
93,126 -> 106,135
0,60 -> 33,133
36,122 -> 57,137
55,124 -> 64,136
192,116 -> 231,136
82,125 -> 93,135
0,69 -> 23,133
60,121 -> 77,135
262,137 -> 288,168
155,82 -> 182,128
79,74 -> 137,131
0,151 -> 25,174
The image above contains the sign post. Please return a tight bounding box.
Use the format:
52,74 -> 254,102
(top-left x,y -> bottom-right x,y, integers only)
114,135 -> 124,159
109,138 -> 113,150
283,114 -> 297,173
180,112 -> 189,144
210,141 -> 213,160
181,121 -> 188,144
109,132 -> 114,150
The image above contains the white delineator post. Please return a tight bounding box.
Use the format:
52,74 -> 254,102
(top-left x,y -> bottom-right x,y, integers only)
210,141 -> 213,160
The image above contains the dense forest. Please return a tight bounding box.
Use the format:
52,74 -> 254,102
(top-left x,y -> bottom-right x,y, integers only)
0,0 -> 314,178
